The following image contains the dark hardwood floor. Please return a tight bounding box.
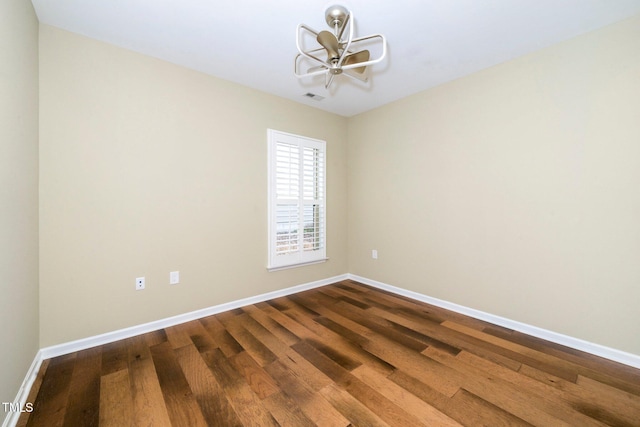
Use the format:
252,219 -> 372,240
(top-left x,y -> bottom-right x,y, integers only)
18,280 -> 640,426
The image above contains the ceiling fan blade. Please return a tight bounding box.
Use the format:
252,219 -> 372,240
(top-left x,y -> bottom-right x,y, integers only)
317,31 -> 340,61
342,50 -> 370,74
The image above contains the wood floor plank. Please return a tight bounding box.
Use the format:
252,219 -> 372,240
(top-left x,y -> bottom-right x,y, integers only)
291,339 -> 352,384
257,297 -> 394,381
345,373 -> 431,427
276,300 -> 369,370
25,353 -> 76,427
561,356 -> 640,396
99,369 -> 134,427
442,320 -> 589,381
367,305 -> 526,372
199,347 -> 279,426
264,359 -> 351,427
319,383 -> 391,427
486,326 -> 640,391
254,301 -> 313,340
351,365 -> 463,426
301,296 -> 420,376
218,314 -> 278,366
292,339 -> 429,427
216,383 -> 279,427
149,341 -> 209,427
189,332 -> 218,355
314,315 -> 369,346
518,362 -> 640,426
16,359 -> 49,427
19,280 -> 640,427
294,290 -> 374,337
363,305 -> 458,352
164,323 -> 197,350
389,368 -> 536,427
337,282 -> 448,322
229,351 -> 279,399
277,348 -> 334,392
61,346 -> 102,427
573,374 -> 640,426
388,368 -> 479,424
285,293 -> 396,376
101,340 -> 129,376
200,349 -> 248,390
449,388 -> 534,427
334,301 -> 431,352
199,315 -> 244,357
189,321 -> 221,354
143,329 -> 169,347
174,343 -> 244,426
262,293 -> 384,381
303,337 -> 362,371
422,347 -> 605,427
518,361 -> 573,389
127,336 -> 173,427
348,280 -> 498,331
241,303 -> 301,347
357,329 -> 463,397
261,391 -> 317,427
270,295 -> 320,318
232,309 -> 293,357
577,373 -> 640,403
179,317 -> 212,338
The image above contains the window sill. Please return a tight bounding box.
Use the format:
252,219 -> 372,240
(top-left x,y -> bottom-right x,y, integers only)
267,258 -> 329,272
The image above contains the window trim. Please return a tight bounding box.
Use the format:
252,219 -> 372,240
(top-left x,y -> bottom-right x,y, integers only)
267,129 -> 327,271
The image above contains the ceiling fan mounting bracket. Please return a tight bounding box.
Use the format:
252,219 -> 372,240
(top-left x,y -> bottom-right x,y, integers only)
325,5 -> 349,30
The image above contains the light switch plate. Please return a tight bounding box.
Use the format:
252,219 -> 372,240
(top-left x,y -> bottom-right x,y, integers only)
170,271 -> 180,285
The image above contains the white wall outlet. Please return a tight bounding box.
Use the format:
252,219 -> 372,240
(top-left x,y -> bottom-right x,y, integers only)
170,271 -> 179,285
135,277 -> 145,291
372,249 -> 378,259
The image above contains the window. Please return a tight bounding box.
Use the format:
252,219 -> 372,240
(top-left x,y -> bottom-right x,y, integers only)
268,129 -> 326,270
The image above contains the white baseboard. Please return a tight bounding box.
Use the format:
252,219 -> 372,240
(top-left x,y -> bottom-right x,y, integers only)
2,350 -> 43,427
348,274 -> 640,370
40,274 -> 348,360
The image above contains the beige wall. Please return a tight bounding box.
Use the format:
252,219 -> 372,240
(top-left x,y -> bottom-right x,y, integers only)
0,0 -> 40,418
348,15 -> 640,355
39,25 -> 348,347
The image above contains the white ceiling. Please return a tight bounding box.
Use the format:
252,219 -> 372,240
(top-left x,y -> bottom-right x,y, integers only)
31,0 -> 640,117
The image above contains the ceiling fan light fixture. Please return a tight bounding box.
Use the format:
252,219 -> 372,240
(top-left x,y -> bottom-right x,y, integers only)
294,5 -> 387,90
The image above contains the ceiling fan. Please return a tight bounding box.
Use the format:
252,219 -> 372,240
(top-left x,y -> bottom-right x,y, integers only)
294,5 -> 387,90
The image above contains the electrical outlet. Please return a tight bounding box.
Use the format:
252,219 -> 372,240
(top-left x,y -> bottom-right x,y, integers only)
135,277 -> 145,291
169,271 -> 179,285
372,249 -> 378,259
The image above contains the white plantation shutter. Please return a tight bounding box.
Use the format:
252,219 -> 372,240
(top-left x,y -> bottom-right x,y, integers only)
268,130 -> 326,270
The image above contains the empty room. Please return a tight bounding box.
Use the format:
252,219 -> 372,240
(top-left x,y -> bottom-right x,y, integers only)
2,0 -> 640,426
